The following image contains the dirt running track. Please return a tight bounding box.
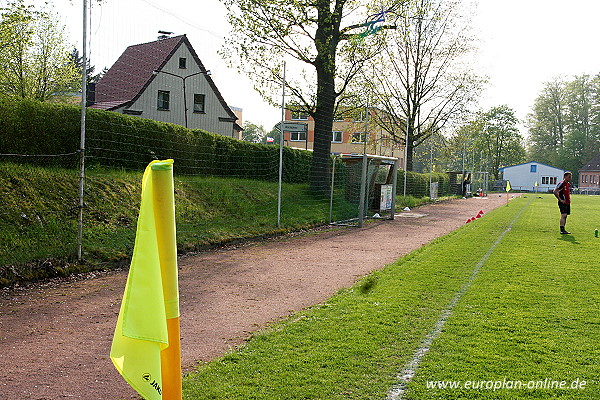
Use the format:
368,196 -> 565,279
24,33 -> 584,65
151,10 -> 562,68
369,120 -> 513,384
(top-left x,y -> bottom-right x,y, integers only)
0,195 -> 512,400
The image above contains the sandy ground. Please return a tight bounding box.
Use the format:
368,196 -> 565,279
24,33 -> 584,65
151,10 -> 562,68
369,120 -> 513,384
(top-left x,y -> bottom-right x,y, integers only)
0,195 -> 510,400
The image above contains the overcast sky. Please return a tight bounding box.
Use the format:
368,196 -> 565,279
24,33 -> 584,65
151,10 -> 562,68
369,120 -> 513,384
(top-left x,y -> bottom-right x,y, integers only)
36,0 -> 600,132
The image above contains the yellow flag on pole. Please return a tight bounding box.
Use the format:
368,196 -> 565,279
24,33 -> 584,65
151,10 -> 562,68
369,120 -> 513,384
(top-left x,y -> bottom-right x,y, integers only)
506,180 -> 511,192
110,159 -> 181,400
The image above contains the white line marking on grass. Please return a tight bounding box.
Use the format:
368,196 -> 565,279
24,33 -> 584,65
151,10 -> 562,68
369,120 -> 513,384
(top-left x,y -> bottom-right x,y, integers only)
386,200 -> 531,400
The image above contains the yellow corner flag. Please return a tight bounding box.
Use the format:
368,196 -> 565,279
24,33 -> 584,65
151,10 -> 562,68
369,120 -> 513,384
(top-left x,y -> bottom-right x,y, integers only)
506,180 -> 511,192
111,159 -> 181,400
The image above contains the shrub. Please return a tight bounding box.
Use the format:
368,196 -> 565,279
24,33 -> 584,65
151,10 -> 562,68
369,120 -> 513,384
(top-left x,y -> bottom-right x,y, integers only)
397,170 -> 452,197
0,98 -> 312,183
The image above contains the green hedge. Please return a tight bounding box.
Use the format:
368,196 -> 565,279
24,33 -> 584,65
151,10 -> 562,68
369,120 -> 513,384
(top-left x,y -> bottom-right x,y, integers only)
0,99 -> 458,191
0,98 -> 312,183
397,170 -> 452,197
0,98 -> 81,167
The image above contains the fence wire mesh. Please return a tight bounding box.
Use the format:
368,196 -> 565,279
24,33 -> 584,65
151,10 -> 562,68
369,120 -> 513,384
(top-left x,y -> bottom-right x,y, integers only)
0,1 -> 458,280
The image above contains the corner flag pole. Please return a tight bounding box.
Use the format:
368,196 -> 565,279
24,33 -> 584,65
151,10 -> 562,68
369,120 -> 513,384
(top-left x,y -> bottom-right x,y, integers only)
111,160 -> 181,400
152,161 -> 182,400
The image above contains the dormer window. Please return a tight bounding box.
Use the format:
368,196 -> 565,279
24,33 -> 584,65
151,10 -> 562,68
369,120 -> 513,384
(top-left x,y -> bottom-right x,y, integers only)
179,57 -> 187,69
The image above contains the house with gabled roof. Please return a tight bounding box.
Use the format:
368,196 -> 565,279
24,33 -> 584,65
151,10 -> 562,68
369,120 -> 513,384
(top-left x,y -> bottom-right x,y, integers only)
91,34 -> 241,138
499,161 -> 565,192
579,153 -> 600,193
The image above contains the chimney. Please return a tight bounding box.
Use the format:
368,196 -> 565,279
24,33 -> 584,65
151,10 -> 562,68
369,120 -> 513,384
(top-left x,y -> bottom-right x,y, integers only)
157,30 -> 173,40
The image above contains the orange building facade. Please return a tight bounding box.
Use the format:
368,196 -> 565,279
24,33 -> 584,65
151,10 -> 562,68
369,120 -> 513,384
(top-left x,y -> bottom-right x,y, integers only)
281,109 -> 405,163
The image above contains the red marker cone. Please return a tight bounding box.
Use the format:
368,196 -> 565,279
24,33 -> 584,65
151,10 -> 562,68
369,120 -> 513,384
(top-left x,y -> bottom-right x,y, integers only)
475,214 -> 481,218
466,219 -> 471,223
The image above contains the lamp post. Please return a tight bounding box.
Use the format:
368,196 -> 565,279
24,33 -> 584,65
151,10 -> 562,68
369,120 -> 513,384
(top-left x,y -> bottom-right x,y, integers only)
153,69 -> 210,128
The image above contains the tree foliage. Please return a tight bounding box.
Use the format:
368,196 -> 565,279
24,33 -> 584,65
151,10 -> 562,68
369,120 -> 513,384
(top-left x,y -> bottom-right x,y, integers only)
366,0 -> 483,171
527,74 -> 600,178
219,0 -> 398,192
0,0 -> 78,101
68,48 -> 102,85
444,106 -> 525,180
242,121 -> 267,143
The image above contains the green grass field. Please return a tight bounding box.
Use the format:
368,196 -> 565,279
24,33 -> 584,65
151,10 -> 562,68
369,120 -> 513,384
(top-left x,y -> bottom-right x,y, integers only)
183,194 -> 600,399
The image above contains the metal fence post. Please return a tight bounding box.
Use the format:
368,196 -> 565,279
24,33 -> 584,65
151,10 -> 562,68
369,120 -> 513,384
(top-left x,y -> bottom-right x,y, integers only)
277,62 -> 285,228
390,159 -> 399,220
77,0 -> 88,260
358,153 -> 368,228
329,155 -> 338,224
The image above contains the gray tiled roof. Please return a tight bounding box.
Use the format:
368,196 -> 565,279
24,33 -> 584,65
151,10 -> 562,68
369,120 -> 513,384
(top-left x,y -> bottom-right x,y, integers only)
580,153 -> 600,171
94,36 -> 183,108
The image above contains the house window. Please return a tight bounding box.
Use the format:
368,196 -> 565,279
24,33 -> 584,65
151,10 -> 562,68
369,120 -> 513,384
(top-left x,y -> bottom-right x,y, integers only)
332,131 -> 342,143
530,164 -> 537,173
290,131 -> 306,141
157,90 -> 170,110
179,57 -> 187,69
193,94 -> 205,113
351,132 -> 367,143
353,111 -> 366,122
543,176 -> 557,185
291,111 -> 309,120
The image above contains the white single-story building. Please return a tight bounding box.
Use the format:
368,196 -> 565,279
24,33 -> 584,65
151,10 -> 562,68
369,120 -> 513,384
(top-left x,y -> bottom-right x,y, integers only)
499,161 -> 566,192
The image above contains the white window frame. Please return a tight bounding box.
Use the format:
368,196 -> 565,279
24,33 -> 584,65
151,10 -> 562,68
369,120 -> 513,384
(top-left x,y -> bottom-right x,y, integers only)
353,111 -> 366,122
351,132 -> 367,143
290,131 -> 307,141
332,131 -> 342,143
291,111 -> 309,120
157,90 -> 170,110
193,93 -> 205,113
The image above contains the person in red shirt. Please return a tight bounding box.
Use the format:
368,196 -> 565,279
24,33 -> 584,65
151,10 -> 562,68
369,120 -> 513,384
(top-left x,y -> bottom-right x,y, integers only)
553,171 -> 572,234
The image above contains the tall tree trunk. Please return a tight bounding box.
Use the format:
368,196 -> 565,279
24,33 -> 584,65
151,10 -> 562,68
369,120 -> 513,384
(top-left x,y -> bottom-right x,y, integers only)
404,117 -> 416,171
310,1 -> 341,194
310,73 -> 335,193
405,130 -> 414,172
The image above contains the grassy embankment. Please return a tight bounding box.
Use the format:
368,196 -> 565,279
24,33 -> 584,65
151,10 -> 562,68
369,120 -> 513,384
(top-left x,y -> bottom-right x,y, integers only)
0,162 -> 439,285
182,195 -> 600,399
